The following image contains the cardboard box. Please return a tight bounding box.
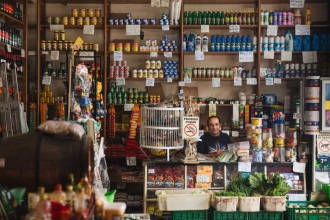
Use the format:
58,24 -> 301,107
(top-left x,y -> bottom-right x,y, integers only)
197,165 -> 213,175
195,182 -> 212,188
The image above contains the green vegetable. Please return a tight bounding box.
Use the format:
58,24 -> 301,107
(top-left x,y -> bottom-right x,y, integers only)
214,191 -> 245,197
227,174 -> 251,197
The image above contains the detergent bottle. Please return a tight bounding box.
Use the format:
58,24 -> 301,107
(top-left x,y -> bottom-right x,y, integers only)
285,30 -> 293,51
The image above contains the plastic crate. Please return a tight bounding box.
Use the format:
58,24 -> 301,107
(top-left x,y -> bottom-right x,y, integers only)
287,201 -> 330,220
212,210 -> 249,220
249,211 -> 284,220
172,210 -> 208,220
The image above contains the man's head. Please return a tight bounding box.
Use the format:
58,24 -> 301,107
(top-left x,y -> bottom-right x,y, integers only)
207,116 -> 222,137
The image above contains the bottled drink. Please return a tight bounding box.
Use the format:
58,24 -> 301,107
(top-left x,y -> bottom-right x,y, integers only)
187,11 -> 192,25
211,11 -> 216,25
192,11 -> 197,25
220,11 -> 225,25
237,11 -> 242,25
207,11 -> 212,25
233,11 -> 238,25
215,11 -> 220,25
229,10 -> 233,25
305,8 -> 311,25
184,11 -> 188,25
50,184 -> 67,204
224,11 -> 229,25
66,185 -> 76,211
35,194 -> 51,220
197,11 -> 202,25
202,11 -> 207,25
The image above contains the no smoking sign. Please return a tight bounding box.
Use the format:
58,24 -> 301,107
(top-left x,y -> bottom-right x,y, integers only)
182,117 -> 199,139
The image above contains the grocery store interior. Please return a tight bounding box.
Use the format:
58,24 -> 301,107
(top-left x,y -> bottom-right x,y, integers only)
0,0 -> 329,219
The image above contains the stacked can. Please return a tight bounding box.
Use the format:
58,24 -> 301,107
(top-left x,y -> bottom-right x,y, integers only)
272,112 -> 286,162
164,61 -> 179,79
285,128 -> 297,162
108,13 -> 156,25
304,76 -> 320,134
159,35 -> 179,52
126,88 -> 149,104
250,117 -> 263,162
108,83 -> 127,104
140,39 -> 158,52
109,61 -> 130,78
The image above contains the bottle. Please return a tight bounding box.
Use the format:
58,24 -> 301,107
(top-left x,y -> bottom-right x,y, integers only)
260,10 -> 265,25
220,11 -> 225,25
184,11 -> 188,25
242,11 -> 247,25
264,10 -> 269,25
246,35 -> 252,51
269,36 -> 274,51
224,11 -> 229,25
225,35 -> 231,51
284,63 -> 290,78
263,36 -> 269,51
78,175 -> 92,197
187,32 -> 195,52
211,11 -> 216,25
210,35 -> 216,52
50,184 -> 67,204
282,11 -> 287,25
183,32 -> 187,52
285,30 -> 293,51
274,35 -> 280,51
220,35 -> 225,51
237,11 -> 242,25
195,34 -> 202,51
202,11 -> 207,25
207,11 -> 212,25
273,10 -> 278,25
241,35 -> 246,51
187,11 -> 192,25
303,35 -> 311,51
305,8 -> 311,25
294,9 -> 301,25
290,63 -> 296,78
320,33 -> 327,51
215,11 -> 220,25
260,37 -> 263,51
35,194 -> 51,220
216,35 -> 221,51
229,10 -> 233,25
192,11 -> 197,25
74,187 -> 89,217
280,35 -> 285,51
236,35 -> 241,51
278,11 -> 282,25
231,35 -> 236,51
202,34 -> 208,52
268,10 -> 273,25
233,11 -> 238,25
252,35 -> 257,51
312,33 -> 320,51
293,35 -> 302,51
276,60 -> 284,78
197,11 -> 202,25
66,185 -> 76,211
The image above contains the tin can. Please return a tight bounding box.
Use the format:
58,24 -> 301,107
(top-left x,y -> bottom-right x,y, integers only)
60,31 -> 65,41
91,17 -> 97,25
93,43 -> 99,51
54,31 -> 59,40
87,8 -> 94,17
95,9 -> 101,18
41,40 -> 46,50
77,17 -> 83,25
137,69 -> 143,78
57,41 -> 63,50
115,43 -> 123,51
143,69 -> 148,78
109,43 -> 115,52
124,43 -> 131,52
132,69 -> 138,78
46,41 -> 52,50
153,69 -> 159,78
89,43 -> 93,50
68,41 -> 74,49
52,41 -> 57,50
69,17 -> 76,25
54,17 -> 60,24
97,17 -> 103,25
63,41 -> 68,50
72,9 -> 78,17
132,43 -> 139,52
47,17 -> 52,24
148,69 -> 153,78
80,9 -> 86,17
150,60 -> 156,69
156,60 -> 161,69
84,17 -> 90,25
62,17 -> 68,25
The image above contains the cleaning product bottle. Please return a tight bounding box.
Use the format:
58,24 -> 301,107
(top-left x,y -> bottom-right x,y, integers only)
273,10 -> 278,25
226,35 -> 231,51
290,63 -> 296,78
183,32 -> 187,52
278,11 -> 283,25
311,33 -> 319,51
282,11 -> 287,25
236,35 -> 241,51
263,36 -> 269,51
195,34 -> 202,51
260,36 -> 263,51
285,30 -> 293,51
252,35 -> 257,51
303,35 -> 311,51
269,36 -> 274,51
220,35 -> 225,51
294,35 -> 302,51
260,10 -> 265,25
217,35 -> 222,51
284,63 -> 290,78
210,35 -> 216,52
275,35 -> 280,51
241,35 -> 246,51
188,32 -> 195,52
295,63 -> 301,78
305,8 -> 311,25
276,60 -> 284,78
202,34 -> 208,52
246,35 -> 252,51
280,35 -> 285,51
231,35 -> 236,51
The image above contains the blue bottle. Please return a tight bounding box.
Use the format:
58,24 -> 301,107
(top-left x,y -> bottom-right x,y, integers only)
312,34 -> 320,51
183,32 -> 187,52
216,35 -> 221,51
231,35 -> 236,51
303,35 -> 311,51
187,32 -> 195,52
276,60 -> 284,78
320,33 -> 327,51
246,35 -> 252,51
210,35 -> 216,52
236,35 -> 241,51
226,35 -> 231,51
241,35 -> 246,51
293,35 -> 302,51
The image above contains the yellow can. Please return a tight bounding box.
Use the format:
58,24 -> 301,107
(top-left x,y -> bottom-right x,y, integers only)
62,17 -> 68,25
108,43 -> 115,52
54,31 -> 59,40
52,41 -> 57,50
95,9 -> 101,17
57,41 -> 63,51
124,43 -> 131,52
80,9 -> 86,17
46,41 -> 52,50
72,9 -> 78,17
41,40 -> 46,50
91,17 -> 97,25
83,17 -> 90,25
87,8 -> 94,17
69,17 -> 76,25
97,17 -> 103,25
60,31 -> 65,41
77,17 -> 83,25
132,43 -> 139,52
115,43 -> 123,51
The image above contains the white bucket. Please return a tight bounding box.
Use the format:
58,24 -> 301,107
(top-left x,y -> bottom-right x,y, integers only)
239,197 -> 260,212
212,196 -> 238,212
262,196 -> 287,212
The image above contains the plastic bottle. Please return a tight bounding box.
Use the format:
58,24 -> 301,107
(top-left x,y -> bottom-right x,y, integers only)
183,32 -> 187,52
215,11 -> 220,25
50,184 -> 67,204
225,11 -> 229,25
294,35 -> 302,51
285,30 -> 293,51
192,11 -> 197,25
202,11 -> 207,25
236,35 -> 241,51
303,35 -> 311,51
295,63 -> 301,78
197,11 -> 202,25
237,11 -> 242,25
217,35 -> 222,51
195,34 -> 202,51
278,11 -> 282,25
264,10 -> 269,25
282,11 -> 287,25
268,11 -> 273,25
187,32 -> 195,52
305,8 -> 311,25
263,36 -> 269,51
184,11 -> 188,25
74,187 -> 89,216
187,11 -> 192,25
279,36 -> 285,51
283,63 -> 289,78
207,11 -> 212,25
231,35 -> 236,51
269,36 -> 274,51
66,185 -> 76,211
312,33 -> 320,51
202,34 -> 208,52
273,10 -> 278,25
225,35 -> 231,51
220,35 -> 225,51
290,63 -> 296,78
274,35 -> 280,51
294,9 -> 301,25
210,35 -> 216,52
211,11 -> 216,25
276,60 -> 284,78
241,35 -> 246,51
220,11 -> 225,25
35,194 -> 51,220
260,37 -> 263,51
246,35 -> 252,51
233,11 -> 238,25
252,35 -> 257,51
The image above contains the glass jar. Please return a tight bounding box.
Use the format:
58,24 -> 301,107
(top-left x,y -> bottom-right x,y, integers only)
80,9 -> 86,17
273,122 -> 285,147
87,9 -> 94,17
91,17 -> 97,25
262,128 -> 273,148
297,142 -> 309,163
286,128 -> 297,147
77,17 -> 83,25
63,41 -> 68,50
83,17 -> 90,25
72,9 -> 78,17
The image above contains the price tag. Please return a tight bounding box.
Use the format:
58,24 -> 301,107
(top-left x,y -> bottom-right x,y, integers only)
274,78 -> 282,84
162,25 -> 169,31
41,51 -> 49,55
264,51 -> 275,59
114,51 -> 123,61
260,68 -> 267,78
126,24 -> 140,35
184,77 -> 191,83
201,25 -> 209,33
116,77 -> 125,86
167,77 -> 173,82
146,78 -> 155,87
265,78 -> 274,85
293,112 -> 301,119
79,51 -> 94,57
126,157 -> 137,166
302,51 -> 317,63
212,78 -> 220,87
239,51 -> 253,62
178,81 -> 185,87
50,25 -> 64,31
21,49 -> 25,57
124,104 -> 134,111
293,162 -> 306,173
267,25 -> 278,36
288,194 -> 307,201
247,78 -> 257,85
161,0 -> 169,7
229,25 -> 240,33
6,44 -> 11,53
151,0 -> 160,7
295,25 -> 310,35
234,78 -> 242,86
148,168 -> 155,174
238,162 -> 251,172
50,51 -> 59,60
83,25 -> 94,35
281,51 -> 292,61
150,52 -> 158,57
195,51 -> 204,60
232,131 -> 239,137
164,52 -> 172,58
290,0 -> 305,8
42,76 -> 52,85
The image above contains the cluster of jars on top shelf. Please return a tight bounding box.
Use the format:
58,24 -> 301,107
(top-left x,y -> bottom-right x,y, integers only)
47,8 -> 103,26
184,10 -> 258,25
43,61 -> 66,78
187,66 -> 256,79
260,8 -> 311,25
108,12 -> 179,25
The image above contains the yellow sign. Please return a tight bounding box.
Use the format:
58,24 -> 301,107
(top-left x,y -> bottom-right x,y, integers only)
71,36 -> 84,54
325,101 -> 330,110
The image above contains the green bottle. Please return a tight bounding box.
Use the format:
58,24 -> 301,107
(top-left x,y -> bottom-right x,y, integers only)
211,11 -> 216,25
202,11 -> 207,25
207,11 -> 212,25
197,11 -> 202,25
192,11 -> 197,25
220,11 -> 224,25
229,10 -> 233,25
184,11 -> 188,25
215,11 -> 220,25
188,11 -> 192,25
224,11 -> 229,25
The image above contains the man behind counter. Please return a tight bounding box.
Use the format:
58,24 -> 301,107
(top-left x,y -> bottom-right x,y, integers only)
197,116 -> 232,154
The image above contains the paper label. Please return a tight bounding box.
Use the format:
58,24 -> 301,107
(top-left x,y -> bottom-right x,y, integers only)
150,52 -> 158,57
178,81 -> 185,87
212,78 -> 220,87
6,44 -> 11,53
265,78 -> 274,85
151,0 -> 160,7
264,51 -> 275,59
116,77 -> 125,86
41,51 -> 49,55
295,25 -> 310,35
182,117 -> 200,139
42,76 -> 52,85
290,0 -> 305,8
21,49 -> 25,57
50,51 -> 59,60
126,157 -> 137,166
83,25 -> 94,35
229,25 -> 240,33
124,104 -> 134,111
148,168 -> 155,174
302,51 -> 317,63
293,162 -> 306,173
267,25 -> 278,36
239,51 -> 253,62
281,51 -> 292,61
232,131 -> 239,137
274,78 -> 282,84
238,162 -> 251,172
114,51 -> 123,61
201,25 -> 209,33
162,25 -> 169,31
72,36 -> 84,51
167,77 -> 173,82
234,78 -> 242,86
50,25 -> 64,31
161,0 -> 169,7
184,77 -> 191,83
247,78 -> 257,85
164,52 -> 172,58
146,78 -> 155,86
195,51 -> 204,60
126,25 -> 140,35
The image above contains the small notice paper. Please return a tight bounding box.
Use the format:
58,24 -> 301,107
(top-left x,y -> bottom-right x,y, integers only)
124,104 -> 134,111
247,78 -> 257,85
126,25 -> 140,35
234,78 -> 242,86
290,0 -> 305,8
212,78 -> 220,87
201,25 -> 209,33
264,51 -> 274,59
114,51 -> 123,61
274,78 -> 282,84
164,52 -> 172,58
239,51 -> 253,62
151,0 -> 161,7
229,25 -> 240,33
281,51 -> 292,61
146,78 -> 155,86
50,25 -> 64,31
42,76 -> 52,85
265,78 -> 274,86
295,25 -> 310,35
50,51 -> 59,60
267,25 -> 278,36
302,51 -> 317,63
6,45 -> 11,53
238,162 -> 251,172
126,157 -> 137,166
21,49 -> 25,57
162,25 -> 169,31
150,52 -> 158,57
83,25 -> 94,35
116,77 -> 125,86
167,77 -> 173,82
195,51 -> 204,60
184,77 -> 191,83
293,162 -> 306,173
178,81 -> 185,87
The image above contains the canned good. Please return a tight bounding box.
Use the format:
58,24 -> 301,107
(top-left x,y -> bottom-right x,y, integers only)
54,17 -> 60,24
77,17 -> 83,25
148,69 -> 153,78
145,60 -> 150,69
132,43 -> 139,52
124,43 -> 131,52
91,17 -> 97,25
89,43 -> 93,50
137,69 -> 143,78
115,43 -> 123,51
68,41 -> 74,49
87,8 -> 94,17
54,31 -> 59,41
95,9 -> 101,17
41,40 -> 46,50
47,17 -> 52,25
84,17 -> 90,25
62,17 -> 68,25
97,17 -> 103,25
60,31 -> 65,41
153,69 -> 159,78
51,41 -> 57,50
63,41 -> 68,50
46,41 -> 52,50
159,69 -> 164,78
57,41 -> 63,50
109,43 -> 115,52
150,60 -> 156,69
80,9 -> 86,17
132,69 -> 138,78
69,17 -> 76,25
72,9 -> 78,17
156,60 -> 161,69
142,69 -> 147,78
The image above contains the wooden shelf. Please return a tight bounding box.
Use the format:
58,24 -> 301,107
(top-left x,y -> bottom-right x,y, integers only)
108,25 -> 181,29
0,11 -> 24,27
262,0 -> 328,3
0,42 -> 22,51
191,78 -> 245,81
261,24 -> 330,29
184,51 -> 257,55
41,24 -> 104,29
107,77 -> 180,81
108,51 -> 180,54
260,51 -> 330,55
185,24 -> 258,29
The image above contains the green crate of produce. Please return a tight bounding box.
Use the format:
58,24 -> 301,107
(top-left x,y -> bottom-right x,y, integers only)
249,211 -> 284,220
172,210 -> 208,220
212,210 -> 249,220
287,201 -> 330,220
